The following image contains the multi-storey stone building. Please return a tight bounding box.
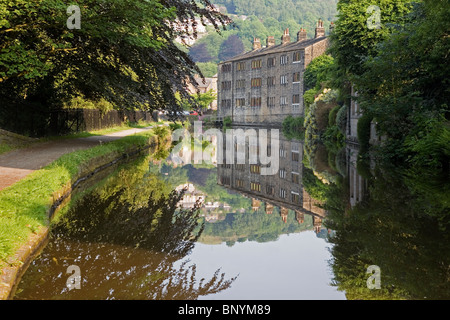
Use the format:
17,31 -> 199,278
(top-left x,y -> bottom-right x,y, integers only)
217,20 -> 330,126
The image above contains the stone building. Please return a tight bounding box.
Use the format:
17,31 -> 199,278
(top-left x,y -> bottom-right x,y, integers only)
217,20 -> 330,126
186,75 -> 218,110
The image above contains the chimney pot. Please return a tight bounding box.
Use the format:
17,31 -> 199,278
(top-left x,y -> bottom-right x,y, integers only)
315,19 -> 325,38
252,37 -> 261,50
281,28 -> 291,45
297,28 -> 307,42
266,36 -> 275,47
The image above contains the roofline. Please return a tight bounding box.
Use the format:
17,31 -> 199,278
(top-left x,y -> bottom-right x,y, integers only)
218,36 -> 328,65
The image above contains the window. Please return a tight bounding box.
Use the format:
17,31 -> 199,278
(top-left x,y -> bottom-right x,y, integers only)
293,72 -> 301,83
221,64 -> 232,72
267,76 -> 276,87
236,98 -> 245,107
293,51 -> 301,62
291,192 -> 300,204
279,188 -> 287,199
292,172 -> 300,183
279,147 -> 286,157
236,62 -> 246,71
235,164 -> 245,171
250,182 -> 261,192
267,97 -> 275,108
220,176 -> 231,185
221,99 -> 231,109
236,79 -> 246,89
236,179 -> 245,188
221,81 -> 231,90
251,59 -> 262,69
280,96 -> 288,107
250,164 -> 261,174
251,78 -> 262,88
267,57 -> 276,68
292,94 -> 300,104
280,75 -> 288,85
280,55 -> 288,65
251,182 -> 261,192
251,97 -> 262,107
266,185 -> 275,195
279,168 -> 286,179
292,151 -> 300,162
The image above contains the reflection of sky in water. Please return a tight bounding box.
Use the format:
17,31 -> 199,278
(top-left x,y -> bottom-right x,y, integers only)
183,231 -> 345,300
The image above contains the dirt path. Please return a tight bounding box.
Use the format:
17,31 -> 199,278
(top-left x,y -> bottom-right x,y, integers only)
0,126 -> 158,191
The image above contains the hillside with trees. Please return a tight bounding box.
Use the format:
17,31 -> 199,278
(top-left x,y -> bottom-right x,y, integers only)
193,0 -> 338,76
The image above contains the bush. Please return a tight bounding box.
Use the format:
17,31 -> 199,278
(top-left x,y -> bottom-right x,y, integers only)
357,113 -> 373,155
328,105 -> 341,127
282,115 -> 305,140
336,104 -> 348,134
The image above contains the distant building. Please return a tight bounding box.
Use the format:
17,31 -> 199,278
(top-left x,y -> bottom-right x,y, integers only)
217,20 -> 330,125
173,18 -> 208,46
176,183 -> 205,208
186,75 -> 218,110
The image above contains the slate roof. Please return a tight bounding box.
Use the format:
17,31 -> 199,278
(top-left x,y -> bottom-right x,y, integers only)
219,36 -> 327,64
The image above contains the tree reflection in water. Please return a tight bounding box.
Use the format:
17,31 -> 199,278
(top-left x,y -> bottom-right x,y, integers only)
15,158 -> 237,300
324,163 -> 450,300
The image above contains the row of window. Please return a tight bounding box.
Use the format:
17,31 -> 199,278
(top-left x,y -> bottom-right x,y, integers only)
233,179 -> 301,203
218,146 -> 299,164
225,95 -> 300,108
225,73 -> 301,91
221,52 -> 303,73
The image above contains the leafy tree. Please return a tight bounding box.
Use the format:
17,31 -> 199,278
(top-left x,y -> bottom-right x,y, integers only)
218,34 -> 244,62
352,1 -> 450,171
189,43 -> 213,62
303,54 -> 334,91
0,0 -> 232,134
196,61 -> 218,77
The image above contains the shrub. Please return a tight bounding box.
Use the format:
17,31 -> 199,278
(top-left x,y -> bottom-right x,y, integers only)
328,105 -> 341,127
282,115 -> 305,140
357,113 -> 373,155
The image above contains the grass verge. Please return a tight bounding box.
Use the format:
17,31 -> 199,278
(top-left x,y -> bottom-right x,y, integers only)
0,129 -> 157,267
0,120 -> 166,156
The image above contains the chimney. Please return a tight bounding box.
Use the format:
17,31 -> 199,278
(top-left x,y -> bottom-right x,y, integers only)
281,28 -> 290,45
297,28 -> 307,42
315,19 -> 325,38
266,36 -> 275,47
252,37 -> 261,50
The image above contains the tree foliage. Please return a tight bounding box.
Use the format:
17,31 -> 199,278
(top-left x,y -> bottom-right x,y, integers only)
0,0 -> 232,133
218,34 -> 244,61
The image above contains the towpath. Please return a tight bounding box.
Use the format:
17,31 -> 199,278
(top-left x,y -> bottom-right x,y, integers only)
0,126 -> 159,191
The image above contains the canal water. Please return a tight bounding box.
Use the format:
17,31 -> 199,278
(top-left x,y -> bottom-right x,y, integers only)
13,126 -> 450,300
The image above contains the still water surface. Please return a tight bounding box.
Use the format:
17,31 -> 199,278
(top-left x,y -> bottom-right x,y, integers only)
13,127 -> 449,300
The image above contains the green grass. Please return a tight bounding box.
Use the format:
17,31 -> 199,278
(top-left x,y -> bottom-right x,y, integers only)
0,129 -> 157,267
0,144 -> 13,155
0,120 -> 166,156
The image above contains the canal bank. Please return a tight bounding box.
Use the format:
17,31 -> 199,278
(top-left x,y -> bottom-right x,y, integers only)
0,126 -> 172,299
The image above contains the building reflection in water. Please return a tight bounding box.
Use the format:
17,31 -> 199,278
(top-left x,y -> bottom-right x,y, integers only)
216,126 -> 329,235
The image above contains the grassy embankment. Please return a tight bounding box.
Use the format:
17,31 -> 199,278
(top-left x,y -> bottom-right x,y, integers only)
0,120 -> 165,156
0,125 -> 167,268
